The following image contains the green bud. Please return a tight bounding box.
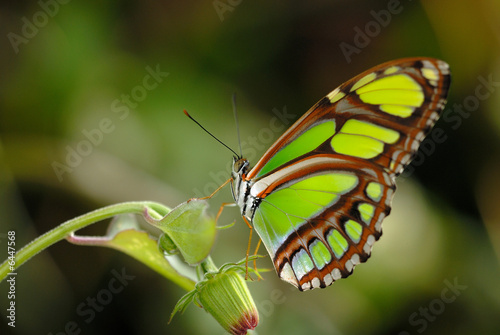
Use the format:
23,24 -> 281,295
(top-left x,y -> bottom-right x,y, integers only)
197,270 -> 259,335
158,233 -> 179,255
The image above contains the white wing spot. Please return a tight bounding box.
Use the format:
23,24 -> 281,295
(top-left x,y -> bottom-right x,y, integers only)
367,234 -> 375,246
363,243 -> 373,255
351,254 -> 360,265
345,259 -> 354,272
324,273 -> 334,286
280,262 -> 298,288
311,277 -> 321,289
332,268 -> 342,280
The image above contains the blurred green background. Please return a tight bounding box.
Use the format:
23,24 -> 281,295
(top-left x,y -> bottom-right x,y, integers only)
1,0 -> 500,334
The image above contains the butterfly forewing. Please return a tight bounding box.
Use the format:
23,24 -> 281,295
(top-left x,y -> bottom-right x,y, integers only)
248,58 -> 450,180
234,58 -> 450,290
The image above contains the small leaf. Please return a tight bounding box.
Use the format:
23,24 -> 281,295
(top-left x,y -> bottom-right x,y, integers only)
169,289 -> 197,323
145,199 -> 216,265
67,214 -> 196,292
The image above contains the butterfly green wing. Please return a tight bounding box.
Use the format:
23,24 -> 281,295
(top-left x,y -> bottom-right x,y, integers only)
246,58 -> 450,290
247,58 -> 450,181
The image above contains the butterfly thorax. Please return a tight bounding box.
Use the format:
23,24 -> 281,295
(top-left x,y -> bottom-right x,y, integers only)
231,157 -> 259,220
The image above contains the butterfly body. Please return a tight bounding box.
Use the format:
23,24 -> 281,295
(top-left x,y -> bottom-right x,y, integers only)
231,58 -> 450,291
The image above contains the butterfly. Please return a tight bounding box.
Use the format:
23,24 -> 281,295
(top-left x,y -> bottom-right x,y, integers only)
230,58 -> 451,291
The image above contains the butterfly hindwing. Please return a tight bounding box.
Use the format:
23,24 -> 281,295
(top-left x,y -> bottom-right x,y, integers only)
232,58 -> 450,290
252,162 -> 395,290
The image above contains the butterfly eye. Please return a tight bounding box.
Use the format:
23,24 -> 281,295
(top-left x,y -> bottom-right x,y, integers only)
233,158 -> 249,174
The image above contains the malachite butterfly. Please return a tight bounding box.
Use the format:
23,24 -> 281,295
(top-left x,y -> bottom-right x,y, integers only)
230,57 -> 450,291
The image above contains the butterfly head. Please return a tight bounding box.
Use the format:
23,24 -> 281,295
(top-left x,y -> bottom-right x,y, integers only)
231,157 -> 250,189
230,157 -> 252,212
232,157 -> 249,176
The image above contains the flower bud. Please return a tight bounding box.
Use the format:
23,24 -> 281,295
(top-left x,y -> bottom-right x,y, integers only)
197,269 -> 258,335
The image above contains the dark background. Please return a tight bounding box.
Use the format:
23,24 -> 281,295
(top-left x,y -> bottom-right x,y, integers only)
1,1 -> 500,334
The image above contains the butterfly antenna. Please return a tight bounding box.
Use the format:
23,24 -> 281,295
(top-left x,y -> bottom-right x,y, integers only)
232,93 -> 243,158
184,110 -> 239,158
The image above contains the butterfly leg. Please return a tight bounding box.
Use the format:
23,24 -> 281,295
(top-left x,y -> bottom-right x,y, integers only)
252,239 -> 263,280
242,216 -> 254,280
188,177 -> 232,202
188,178 -> 236,225
215,202 -> 236,223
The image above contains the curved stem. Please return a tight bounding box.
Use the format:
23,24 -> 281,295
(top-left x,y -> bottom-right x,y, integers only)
0,201 -> 168,282
201,256 -> 219,274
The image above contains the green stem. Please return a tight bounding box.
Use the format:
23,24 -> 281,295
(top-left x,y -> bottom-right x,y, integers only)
196,255 -> 218,280
0,201 -> 168,282
200,256 -> 219,274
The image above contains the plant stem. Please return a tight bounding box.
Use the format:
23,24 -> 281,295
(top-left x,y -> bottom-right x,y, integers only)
0,201 -> 168,282
200,256 -> 219,274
